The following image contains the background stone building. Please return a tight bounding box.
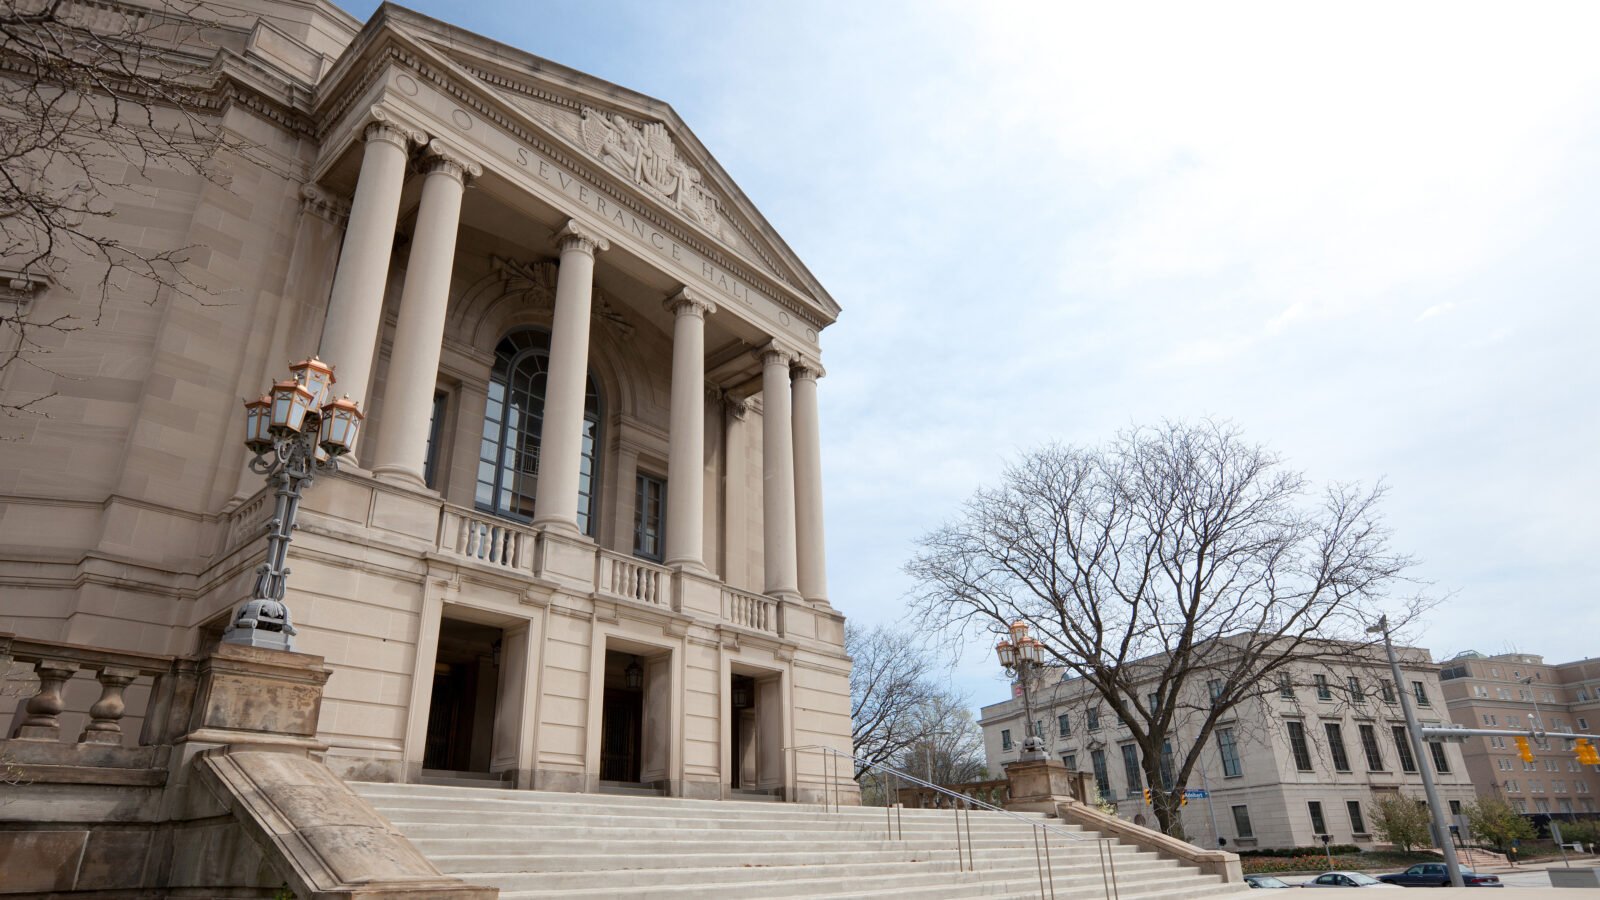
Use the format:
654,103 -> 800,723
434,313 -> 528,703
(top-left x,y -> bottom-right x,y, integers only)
0,0 -> 853,802
979,646 -> 1478,849
1440,650 -> 1600,815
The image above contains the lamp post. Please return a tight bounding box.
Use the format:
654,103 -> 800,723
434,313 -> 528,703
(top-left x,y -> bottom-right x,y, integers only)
1367,615 -> 1464,888
996,621 -> 1047,761
223,357 -> 364,652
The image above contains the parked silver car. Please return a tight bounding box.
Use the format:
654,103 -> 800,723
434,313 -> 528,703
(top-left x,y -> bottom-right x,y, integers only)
1301,871 -> 1404,889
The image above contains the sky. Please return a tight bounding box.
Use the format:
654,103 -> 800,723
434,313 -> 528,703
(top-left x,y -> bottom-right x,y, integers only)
347,0 -> 1600,709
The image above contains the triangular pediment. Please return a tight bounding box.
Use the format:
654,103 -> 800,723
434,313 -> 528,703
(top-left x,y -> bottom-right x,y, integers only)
335,6 -> 839,325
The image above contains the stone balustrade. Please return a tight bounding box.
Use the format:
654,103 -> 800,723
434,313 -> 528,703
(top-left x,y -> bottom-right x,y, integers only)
723,586 -> 783,636
439,505 -> 539,573
1,633 -> 187,750
597,549 -> 670,607
897,778 -> 1011,809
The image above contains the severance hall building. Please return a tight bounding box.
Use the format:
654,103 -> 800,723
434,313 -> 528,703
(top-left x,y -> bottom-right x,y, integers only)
0,0 -> 851,801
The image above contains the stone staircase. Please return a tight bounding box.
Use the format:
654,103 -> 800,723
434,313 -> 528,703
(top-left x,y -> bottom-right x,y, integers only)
351,782 -> 1250,899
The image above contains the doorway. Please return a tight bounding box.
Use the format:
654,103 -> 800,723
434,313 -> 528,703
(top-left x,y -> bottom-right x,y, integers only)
598,647 -> 671,790
729,669 -> 783,796
423,617 -> 504,773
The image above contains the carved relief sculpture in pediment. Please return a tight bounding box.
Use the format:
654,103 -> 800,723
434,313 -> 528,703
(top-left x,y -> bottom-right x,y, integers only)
578,108 -> 722,235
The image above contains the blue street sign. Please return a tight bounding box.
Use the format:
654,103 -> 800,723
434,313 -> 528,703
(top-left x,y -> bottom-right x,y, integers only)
1184,789 -> 1209,799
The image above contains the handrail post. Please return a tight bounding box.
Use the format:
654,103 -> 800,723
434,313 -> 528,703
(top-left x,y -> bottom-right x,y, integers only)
1042,822 -> 1055,899
1034,823 -> 1046,897
963,801 -> 974,872
1106,837 -> 1120,900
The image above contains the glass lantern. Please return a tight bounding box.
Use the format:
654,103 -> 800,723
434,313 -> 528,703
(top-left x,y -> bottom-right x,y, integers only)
1009,620 -> 1030,645
995,638 -> 1016,669
1018,635 -> 1043,666
269,378 -> 315,434
290,357 -> 336,405
317,395 -> 364,457
243,394 -> 274,454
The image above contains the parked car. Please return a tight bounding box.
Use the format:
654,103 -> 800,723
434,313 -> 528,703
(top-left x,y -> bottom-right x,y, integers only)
1377,863 -> 1503,887
1301,871 -> 1404,888
1245,874 -> 1293,889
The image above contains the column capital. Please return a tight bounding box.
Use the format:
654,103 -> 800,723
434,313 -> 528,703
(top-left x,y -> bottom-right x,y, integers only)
755,339 -> 801,368
790,358 -> 825,381
725,396 -> 751,421
362,105 -> 428,150
664,286 -> 717,319
420,140 -> 483,183
554,219 -> 610,257
299,184 -> 350,225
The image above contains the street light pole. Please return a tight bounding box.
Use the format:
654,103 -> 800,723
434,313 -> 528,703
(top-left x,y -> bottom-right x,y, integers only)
1369,615 -> 1464,888
996,621 -> 1047,760
224,357 -> 364,652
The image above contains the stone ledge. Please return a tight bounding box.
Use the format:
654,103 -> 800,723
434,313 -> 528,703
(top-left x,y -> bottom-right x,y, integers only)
1055,798 -> 1244,884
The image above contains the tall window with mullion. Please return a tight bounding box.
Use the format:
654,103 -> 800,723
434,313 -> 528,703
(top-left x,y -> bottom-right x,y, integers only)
1120,744 -> 1142,798
633,473 -> 665,561
1090,748 -> 1110,802
1216,727 -> 1242,777
1392,725 -> 1418,773
1325,723 -> 1351,772
1287,720 -> 1314,771
1358,723 -> 1385,771
477,330 -> 602,533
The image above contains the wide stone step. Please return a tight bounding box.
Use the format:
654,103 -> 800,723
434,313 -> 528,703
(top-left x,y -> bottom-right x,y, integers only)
406,834 -> 1147,861
371,803 -> 1084,834
425,846 -> 1179,877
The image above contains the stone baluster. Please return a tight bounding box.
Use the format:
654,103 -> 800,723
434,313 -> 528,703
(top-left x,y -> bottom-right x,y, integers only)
79,666 -> 140,744
11,658 -> 79,741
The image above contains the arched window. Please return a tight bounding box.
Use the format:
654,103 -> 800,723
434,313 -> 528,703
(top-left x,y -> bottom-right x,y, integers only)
475,329 -> 601,534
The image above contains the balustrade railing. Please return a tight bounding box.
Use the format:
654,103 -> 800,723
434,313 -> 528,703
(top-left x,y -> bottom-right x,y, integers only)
722,587 -> 782,635
438,507 -> 538,573
1,634 -> 187,749
222,490 -> 272,556
900,777 -> 1010,809
597,550 -> 670,607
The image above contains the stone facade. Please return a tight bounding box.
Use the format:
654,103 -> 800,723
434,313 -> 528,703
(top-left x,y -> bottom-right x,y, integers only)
0,0 -> 853,804
979,648 -> 1479,850
1439,650 -> 1600,815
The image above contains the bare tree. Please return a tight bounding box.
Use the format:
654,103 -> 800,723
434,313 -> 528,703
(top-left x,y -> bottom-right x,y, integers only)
907,421 -> 1426,835
1,0 -> 242,413
847,623 -> 945,779
893,693 -> 988,786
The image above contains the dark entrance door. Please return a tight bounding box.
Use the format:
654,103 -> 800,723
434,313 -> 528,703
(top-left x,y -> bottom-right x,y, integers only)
423,617 -> 502,773
600,687 -> 642,782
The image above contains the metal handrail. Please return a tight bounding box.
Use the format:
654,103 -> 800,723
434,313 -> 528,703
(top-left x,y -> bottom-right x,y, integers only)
787,744 -> 1121,900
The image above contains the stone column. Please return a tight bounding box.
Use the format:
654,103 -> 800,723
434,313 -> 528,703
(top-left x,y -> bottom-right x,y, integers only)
533,220 -> 609,534
721,398 -> 750,587
791,359 -> 828,606
758,342 -> 800,601
663,288 -> 716,570
371,145 -> 480,486
318,111 -> 422,408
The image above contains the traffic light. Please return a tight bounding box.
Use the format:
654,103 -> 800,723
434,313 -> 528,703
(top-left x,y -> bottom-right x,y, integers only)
1514,736 -> 1534,763
1180,792 -> 1188,807
1576,739 -> 1600,766
1142,788 -> 1151,805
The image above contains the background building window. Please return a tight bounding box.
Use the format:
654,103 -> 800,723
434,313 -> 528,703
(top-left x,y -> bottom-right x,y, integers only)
1382,680 -> 1397,702
1218,727 -> 1242,777
1121,744 -> 1142,798
1232,805 -> 1254,838
1087,707 -> 1100,731
1159,740 -> 1176,790
1058,713 -> 1071,737
1315,674 -> 1331,700
1064,753 -> 1077,770
1208,679 -> 1224,706
1347,800 -> 1367,835
1392,725 -> 1418,772
1429,742 -> 1451,774
1308,800 -> 1328,836
1412,681 -> 1430,706
1001,729 -> 1012,751
1347,676 -> 1361,699
477,330 -> 602,532
1325,723 -> 1351,772
1091,748 -> 1110,801
632,473 -> 665,561
1287,721 -> 1314,771
1279,674 -> 1294,699
1359,724 -> 1385,771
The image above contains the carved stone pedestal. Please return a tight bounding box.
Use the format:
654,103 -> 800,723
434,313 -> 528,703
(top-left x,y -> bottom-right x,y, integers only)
1001,757 -> 1091,814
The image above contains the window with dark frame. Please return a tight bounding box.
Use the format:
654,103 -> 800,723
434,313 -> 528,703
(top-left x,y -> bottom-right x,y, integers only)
1429,741 -> 1451,774
1159,740 -> 1175,790
1121,744 -> 1142,798
1412,680 -> 1430,706
1001,729 -> 1012,751
1325,723 -> 1351,772
632,473 -> 666,561
1287,720 -> 1314,771
1359,723 -> 1385,771
1347,800 -> 1367,835
1308,800 -> 1328,836
1315,674 -> 1332,700
1087,707 -> 1101,731
1279,673 -> 1295,699
1208,679 -> 1224,706
1058,713 -> 1071,737
1217,727 -> 1242,777
1382,680 -> 1397,703
1231,804 -> 1254,838
1091,748 -> 1110,800
1392,725 -> 1418,772
1347,676 -> 1361,699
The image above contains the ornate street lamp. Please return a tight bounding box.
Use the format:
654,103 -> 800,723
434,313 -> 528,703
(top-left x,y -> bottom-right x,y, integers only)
223,357 -> 364,651
997,620 -> 1048,760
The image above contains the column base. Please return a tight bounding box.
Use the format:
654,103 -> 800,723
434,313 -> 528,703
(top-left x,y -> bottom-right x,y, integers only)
665,558 -> 710,577
767,588 -> 803,604
533,515 -> 582,537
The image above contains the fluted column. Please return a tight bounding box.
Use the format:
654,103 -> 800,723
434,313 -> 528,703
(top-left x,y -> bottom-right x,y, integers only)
758,342 -> 800,601
371,144 -> 480,486
791,359 -> 829,606
318,111 -> 423,408
662,288 -> 716,570
533,220 -> 609,533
